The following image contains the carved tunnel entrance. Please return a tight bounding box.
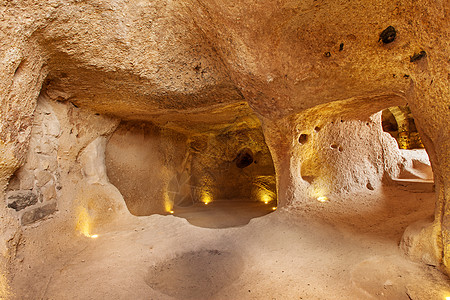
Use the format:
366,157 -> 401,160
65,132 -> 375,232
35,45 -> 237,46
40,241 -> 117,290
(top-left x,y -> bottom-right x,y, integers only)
381,105 -> 434,188
104,103 -> 277,228
382,105 -> 425,150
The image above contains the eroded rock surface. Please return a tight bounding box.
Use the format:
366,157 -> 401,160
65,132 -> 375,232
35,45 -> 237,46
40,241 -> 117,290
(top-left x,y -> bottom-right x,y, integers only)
0,0 -> 449,294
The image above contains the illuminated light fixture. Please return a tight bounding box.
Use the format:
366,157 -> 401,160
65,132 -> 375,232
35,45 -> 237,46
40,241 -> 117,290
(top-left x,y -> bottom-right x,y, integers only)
445,297 -> 450,300
76,207 -> 99,239
202,191 -> 213,205
272,207 -> 277,210
317,196 -> 328,203
261,193 -> 272,204
164,193 -> 174,214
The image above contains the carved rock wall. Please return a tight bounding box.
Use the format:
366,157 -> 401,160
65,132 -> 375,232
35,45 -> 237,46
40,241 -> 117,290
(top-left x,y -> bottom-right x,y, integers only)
0,0 -> 448,280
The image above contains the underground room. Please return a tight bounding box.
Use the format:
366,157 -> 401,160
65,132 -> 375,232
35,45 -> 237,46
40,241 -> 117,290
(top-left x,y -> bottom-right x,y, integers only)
0,1 -> 449,299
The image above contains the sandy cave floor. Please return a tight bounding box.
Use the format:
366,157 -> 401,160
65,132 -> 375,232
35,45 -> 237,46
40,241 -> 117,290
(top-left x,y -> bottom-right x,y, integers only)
9,182 -> 450,300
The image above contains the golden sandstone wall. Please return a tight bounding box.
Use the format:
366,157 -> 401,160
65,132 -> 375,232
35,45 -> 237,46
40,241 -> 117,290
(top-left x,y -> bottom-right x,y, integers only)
0,0 -> 448,282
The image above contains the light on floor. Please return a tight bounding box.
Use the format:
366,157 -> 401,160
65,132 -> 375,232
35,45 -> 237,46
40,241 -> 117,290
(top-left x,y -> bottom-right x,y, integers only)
272,207 -> 277,210
317,196 -> 328,203
90,234 -> 99,239
170,210 -> 174,214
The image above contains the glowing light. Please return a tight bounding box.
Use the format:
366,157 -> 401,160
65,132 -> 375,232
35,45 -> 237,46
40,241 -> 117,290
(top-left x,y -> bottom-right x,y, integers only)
445,297 -> 450,300
272,207 -> 277,210
253,175 -> 277,205
201,190 -> 213,205
317,196 -> 329,203
261,193 -> 272,204
77,207 -> 92,237
76,207 -> 99,238
309,186 -> 331,203
164,192 -> 174,213
0,272 -> 11,299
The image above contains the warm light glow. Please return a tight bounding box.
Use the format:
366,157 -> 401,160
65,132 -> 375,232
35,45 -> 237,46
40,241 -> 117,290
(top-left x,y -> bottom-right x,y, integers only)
445,297 -> 450,300
253,176 -> 277,205
272,207 -> 277,210
317,196 -> 329,203
75,206 -> 99,238
0,272 -> 11,299
201,190 -> 213,205
164,192 -> 174,213
309,186 -> 331,203
261,193 -> 273,204
200,176 -> 214,205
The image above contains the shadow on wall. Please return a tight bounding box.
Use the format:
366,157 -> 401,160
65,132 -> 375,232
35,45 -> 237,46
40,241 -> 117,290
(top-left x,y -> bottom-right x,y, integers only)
105,119 -> 277,216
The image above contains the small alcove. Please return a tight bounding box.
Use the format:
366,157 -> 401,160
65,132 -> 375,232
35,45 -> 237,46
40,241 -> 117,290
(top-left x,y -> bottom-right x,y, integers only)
105,104 -> 278,228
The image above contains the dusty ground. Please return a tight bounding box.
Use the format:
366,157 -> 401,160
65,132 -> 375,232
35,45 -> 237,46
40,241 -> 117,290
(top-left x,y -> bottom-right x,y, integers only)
8,178 -> 449,300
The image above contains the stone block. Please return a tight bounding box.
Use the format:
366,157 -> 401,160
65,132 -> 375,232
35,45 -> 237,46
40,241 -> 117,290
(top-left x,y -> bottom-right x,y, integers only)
21,202 -> 57,225
40,140 -> 55,155
40,160 -> 50,170
42,156 -> 58,172
36,170 -> 53,187
7,190 -> 38,211
41,183 -> 56,201
7,175 -> 20,190
19,173 -> 35,190
44,120 -> 60,137
47,159 -> 58,172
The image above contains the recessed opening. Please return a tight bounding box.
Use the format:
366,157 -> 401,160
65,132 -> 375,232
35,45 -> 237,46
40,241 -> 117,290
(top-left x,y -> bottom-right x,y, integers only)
235,148 -> 254,168
382,106 -> 424,149
379,107 -> 434,185
105,108 -> 278,228
298,133 -> 309,144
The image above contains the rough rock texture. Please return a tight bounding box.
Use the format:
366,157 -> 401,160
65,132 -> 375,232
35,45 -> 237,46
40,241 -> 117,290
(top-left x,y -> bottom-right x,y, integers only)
105,121 -> 187,215
0,0 -> 449,290
105,111 -> 276,216
4,97 -> 61,226
290,109 -> 403,201
76,136 -> 126,236
6,190 -> 38,211
20,202 -> 57,226
401,218 -> 442,266
188,118 -> 276,205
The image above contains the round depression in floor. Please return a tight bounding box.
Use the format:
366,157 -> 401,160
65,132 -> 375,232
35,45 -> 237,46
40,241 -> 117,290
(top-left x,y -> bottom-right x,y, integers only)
145,249 -> 244,299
